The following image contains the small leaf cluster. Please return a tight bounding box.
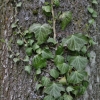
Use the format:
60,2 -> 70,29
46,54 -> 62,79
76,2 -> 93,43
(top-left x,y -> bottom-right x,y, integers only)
88,0 -> 98,25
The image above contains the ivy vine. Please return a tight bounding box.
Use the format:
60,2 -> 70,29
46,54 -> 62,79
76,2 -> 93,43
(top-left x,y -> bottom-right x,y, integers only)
11,0 -> 97,100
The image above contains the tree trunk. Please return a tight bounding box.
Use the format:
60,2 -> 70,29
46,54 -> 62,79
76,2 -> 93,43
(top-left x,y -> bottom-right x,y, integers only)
0,0 -> 100,100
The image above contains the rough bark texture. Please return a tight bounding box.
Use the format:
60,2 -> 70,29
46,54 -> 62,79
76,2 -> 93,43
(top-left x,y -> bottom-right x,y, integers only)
0,0 -> 100,100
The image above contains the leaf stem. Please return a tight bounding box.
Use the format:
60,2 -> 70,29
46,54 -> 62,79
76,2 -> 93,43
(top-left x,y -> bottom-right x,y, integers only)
51,0 -> 56,40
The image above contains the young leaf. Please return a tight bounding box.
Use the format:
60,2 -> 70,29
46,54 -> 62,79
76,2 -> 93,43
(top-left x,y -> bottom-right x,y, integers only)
57,63 -> 69,74
25,47 -> 33,56
11,23 -> 17,28
92,11 -> 97,18
67,70 -> 87,84
41,77 -> 51,86
23,56 -> 29,62
13,58 -> 19,63
63,94 -> 73,100
88,19 -> 95,25
36,69 -> 41,75
56,45 -> 64,55
36,84 -> 43,91
42,6 -> 51,12
44,83 -> 65,98
68,56 -> 88,70
54,0 -> 60,7
87,7 -> 94,13
36,48 -> 42,54
59,77 -> 67,85
24,66 -> 31,74
42,49 -> 53,59
47,37 -> 58,44
59,11 -> 72,30
16,2 -> 22,7
32,43 -> 40,51
92,0 -> 98,4
32,55 -> 47,69
50,69 -> 59,79
28,39 -> 34,46
29,23 -> 52,44
17,39 -> 24,46
81,46 -> 87,54
62,33 -> 88,51
66,86 -> 74,92
54,55 -> 64,65
43,95 -> 55,100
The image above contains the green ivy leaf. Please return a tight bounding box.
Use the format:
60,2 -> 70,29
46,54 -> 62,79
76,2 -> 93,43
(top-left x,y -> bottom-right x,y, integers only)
23,56 -> 29,62
36,84 -> 43,90
28,39 -> 34,46
24,66 -> 31,74
87,7 -> 94,13
81,46 -> 87,54
50,69 -> 59,79
16,2 -> 22,7
42,6 -> 51,12
57,63 -> 69,74
32,55 -> 47,69
44,83 -> 65,98
92,0 -> 98,4
43,95 -> 55,100
88,19 -> 95,25
63,94 -> 73,100
42,49 -> 53,59
62,33 -> 88,51
11,23 -> 17,28
92,11 -> 97,18
36,48 -> 42,54
54,0 -> 60,7
29,23 -> 52,44
13,58 -> 19,63
59,11 -> 72,30
68,56 -> 88,70
67,70 -> 87,84
41,77 -> 51,86
57,97 -> 64,100
32,43 -> 40,51
36,69 -> 41,75
47,37 -> 58,44
25,47 -> 33,56
17,39 -> 24,46
66,86 -> 74,92
54,55 -> 64,65
56,45 -> 64,55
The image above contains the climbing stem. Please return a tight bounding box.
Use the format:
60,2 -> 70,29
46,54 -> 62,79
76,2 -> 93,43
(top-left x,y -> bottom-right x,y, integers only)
51,0 -> 56,40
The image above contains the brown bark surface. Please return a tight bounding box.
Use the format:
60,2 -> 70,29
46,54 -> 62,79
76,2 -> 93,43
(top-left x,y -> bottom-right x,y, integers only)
0,0 -> 100,100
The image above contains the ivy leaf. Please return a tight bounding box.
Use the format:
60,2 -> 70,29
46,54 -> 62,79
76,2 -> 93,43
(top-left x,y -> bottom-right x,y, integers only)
13,58 -> 19,63
59,77 -> 67,85
42,6 -> 51,12
63,94 -> 73,100
42,49 -> 53,59
16,2 -> 22,7
66,86 -> 74,92
36,84 -> 43,91
24,66 -> 31,74
29,23 -> 52,44
44,95 -> 55,100
11,23 -> 17,28
50,69 -> 59,79
44,83 -> 65,98
59,11 -> 72,30
41,77 -> 51,86
23,56 -> 29,62
54,0 -> 60,7
17,39 -> 24,46
54,55 -> 64,65
68,56 -> 88,70
36,69 -> 41,75
56,45 -> 64,55
32,43 -> 40,51
92,0 -> 98,4
25,47 -> 33,56
28,39 -> 34,46
62,33 -> 88,51
58,97 -> 64,100
92,11 -> 97,18
87,7 -> 94,13
47,37 -> 58,44
88,19 -> 95,25
32,55 -> 47,69
67,70 -> 87,84
57,63 -> 69,74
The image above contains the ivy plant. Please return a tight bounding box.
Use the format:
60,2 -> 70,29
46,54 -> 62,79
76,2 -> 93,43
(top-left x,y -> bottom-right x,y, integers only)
12,0 -> 97,100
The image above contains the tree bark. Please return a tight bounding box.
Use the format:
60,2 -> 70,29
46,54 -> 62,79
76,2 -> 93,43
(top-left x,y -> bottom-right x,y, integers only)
0,0 -> 100,100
